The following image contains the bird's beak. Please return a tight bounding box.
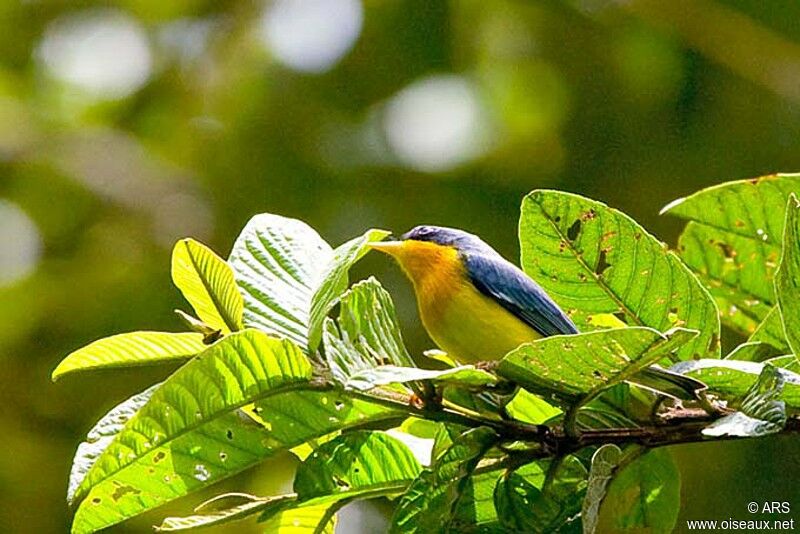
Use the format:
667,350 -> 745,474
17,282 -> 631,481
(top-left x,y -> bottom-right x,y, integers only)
367,240 -> 404,256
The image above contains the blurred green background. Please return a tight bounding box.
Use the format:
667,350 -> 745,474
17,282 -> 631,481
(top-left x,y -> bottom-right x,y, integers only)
3,0 -> 800,532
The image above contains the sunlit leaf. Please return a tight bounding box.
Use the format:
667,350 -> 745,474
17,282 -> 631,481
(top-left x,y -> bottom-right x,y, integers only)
505,389 -> 562,425
595,449 -> 679,533
581,444 -> 622,534
323,278 -> 415,384
229,214 -> 333,349
52,332 -> 205,381
294,431 -> 422,500
67,384 -> 159,504
520,190 -> 719,360
260,501 -> 337,533
391,427 -> 498,533
498,327 -> 700,404
663,174 -> 800,335
308,229 -> 390,350
71,330 -> 313,533
671,359 -> 800,408
345,365 -> 497,392
776,195 -> 800,359
703,364 -> 786,437
171,238 -> 243,333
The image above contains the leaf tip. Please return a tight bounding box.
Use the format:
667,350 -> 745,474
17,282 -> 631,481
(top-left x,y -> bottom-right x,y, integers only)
659,196 -> 686,215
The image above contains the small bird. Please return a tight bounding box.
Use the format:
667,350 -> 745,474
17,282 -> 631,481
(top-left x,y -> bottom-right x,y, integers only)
368,225 -> 700,398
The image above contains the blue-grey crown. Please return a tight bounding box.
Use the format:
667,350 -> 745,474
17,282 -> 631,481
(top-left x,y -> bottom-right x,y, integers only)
400,225 -> 495,255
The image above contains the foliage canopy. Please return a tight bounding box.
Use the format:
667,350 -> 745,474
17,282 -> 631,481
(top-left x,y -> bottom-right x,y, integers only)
55,174 -> 800,533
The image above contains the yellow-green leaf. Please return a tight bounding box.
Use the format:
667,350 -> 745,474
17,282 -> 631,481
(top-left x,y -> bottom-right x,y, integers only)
171,238 -> 243,333
52,332 -> 206,381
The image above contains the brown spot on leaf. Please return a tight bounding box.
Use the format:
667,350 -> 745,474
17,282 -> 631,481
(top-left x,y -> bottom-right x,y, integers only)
111,482 -> 141,502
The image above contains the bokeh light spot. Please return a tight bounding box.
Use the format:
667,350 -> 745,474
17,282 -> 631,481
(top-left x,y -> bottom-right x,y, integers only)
258,0 -> 363,73
0,201 -> 42,287
37,9 -> 153,99
383,75 -> 491,173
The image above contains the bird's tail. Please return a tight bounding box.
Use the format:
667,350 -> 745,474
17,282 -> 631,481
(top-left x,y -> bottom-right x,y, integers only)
632,367 -> 706,401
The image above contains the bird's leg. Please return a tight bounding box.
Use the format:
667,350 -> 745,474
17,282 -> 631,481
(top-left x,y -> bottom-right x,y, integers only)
409,381 -> 443,411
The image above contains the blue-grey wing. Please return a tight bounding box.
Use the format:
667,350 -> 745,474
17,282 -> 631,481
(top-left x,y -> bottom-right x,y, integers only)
464,252 -> 578,337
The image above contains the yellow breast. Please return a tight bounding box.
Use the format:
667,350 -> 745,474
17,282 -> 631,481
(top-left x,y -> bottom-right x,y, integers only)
391,241 -> 541,363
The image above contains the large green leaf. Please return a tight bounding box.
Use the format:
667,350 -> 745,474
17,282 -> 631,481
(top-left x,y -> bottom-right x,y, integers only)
67,384 -> 159,504
229,214 -> 333,349
71,330 -> 313,533
323,278 -> 415,384
308,229 -> 390,350
582,444 -> 622,534
346,365 -> 497,392
495,456 -> 587,533
391,427 -> 498,534
671,359 -> 800,408
520,190 -> 719,360
595,449 -> 680,533
776,195 -> 800,358
171,238 -> 243,333
663,174 -> 800,335
498,327 -> 698,404
703,364 -> 787,438
294,431 -> 422,500
260,501 -> 337,533
52,332 -> 206,381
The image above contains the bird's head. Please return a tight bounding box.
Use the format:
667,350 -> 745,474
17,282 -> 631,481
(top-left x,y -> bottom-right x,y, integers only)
368,225 -> 493,282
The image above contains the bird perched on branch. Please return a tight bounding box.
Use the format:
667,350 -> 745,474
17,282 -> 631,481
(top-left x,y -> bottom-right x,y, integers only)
368,225 -> 700,398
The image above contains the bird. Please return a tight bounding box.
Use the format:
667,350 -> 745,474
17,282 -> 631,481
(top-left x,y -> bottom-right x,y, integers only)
368,225 -> 701,399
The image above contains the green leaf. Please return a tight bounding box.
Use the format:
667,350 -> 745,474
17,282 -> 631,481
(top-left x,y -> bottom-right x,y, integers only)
308,229 -> 390,350
156,493 -> 283,532
663,174 -> 800,335
229,214 -> 333,349
70,330 -> 313,533
505,390 -> 562,425
52,332 -> 206,381
498,327 -> 699,404
171,238 -> 243,333
294,431 -> 422,500
581,444 -> 622,534
703,364 -> 787,437
748,307 -> 789,354
671,359 -> 800,408
595,449 -> 680,533
260,501 -> 337,533
391,427 -> 498,534
323,278 -> 415,384
520,190 -> 719,360
67,384 -> 159,504
495,456 -> 587,533
766,355 -> 800,373
346,365 -> 497,392
776,195 -> 800,359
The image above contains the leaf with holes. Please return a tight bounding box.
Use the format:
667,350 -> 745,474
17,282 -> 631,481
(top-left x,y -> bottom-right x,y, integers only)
776,195 -> 800,359
308,229 -> 391,350
595,449 -> 680,533
498,327 -> 700,404
520,190 -> 719,360
323,278 -> 415,384
663,174 -> 800,336
229,214 -> 333,349
391,427 -> 498,534
670,359 -> 800,408
70,330 -> 313,533
172,238 -> 243,333
294,431 -> 422,501
52,332 -> 206,381
67,384 -> 160,505
703,364 -> 787,437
